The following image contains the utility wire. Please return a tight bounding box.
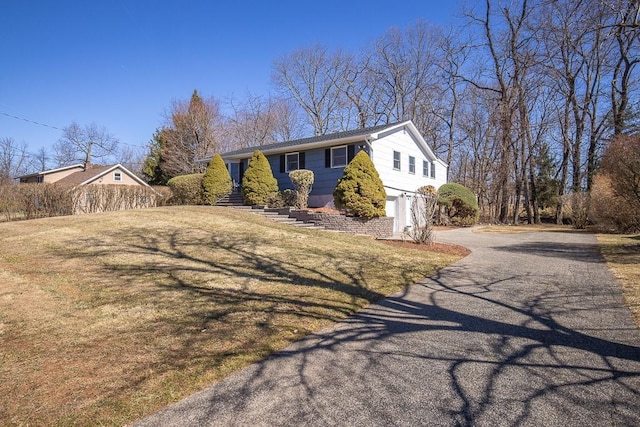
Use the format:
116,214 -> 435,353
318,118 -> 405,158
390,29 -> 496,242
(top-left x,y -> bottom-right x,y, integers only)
1,111 -> 61,130
2,111 -> 147,148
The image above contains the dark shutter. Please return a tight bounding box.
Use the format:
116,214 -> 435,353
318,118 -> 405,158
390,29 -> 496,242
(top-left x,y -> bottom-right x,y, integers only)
325,149 -> 331,168
347,145 -> 355,162
300,152 -> 306,169
279,155 -> 285,173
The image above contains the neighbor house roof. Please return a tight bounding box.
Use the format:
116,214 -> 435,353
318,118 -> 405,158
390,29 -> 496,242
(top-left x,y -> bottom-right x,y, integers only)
55,164 -> 151,188
218,121 -> 405,160
15,163 -> 84,180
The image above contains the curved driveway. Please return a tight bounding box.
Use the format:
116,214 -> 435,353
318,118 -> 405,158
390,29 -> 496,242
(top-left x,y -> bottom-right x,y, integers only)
134,228 -> 640,426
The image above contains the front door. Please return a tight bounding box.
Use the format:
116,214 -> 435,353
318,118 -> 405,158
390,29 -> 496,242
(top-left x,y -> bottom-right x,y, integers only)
228,162 -> 241,193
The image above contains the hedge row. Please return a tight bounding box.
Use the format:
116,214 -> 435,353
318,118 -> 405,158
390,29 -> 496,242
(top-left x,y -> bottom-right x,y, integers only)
0,184 -> 162,222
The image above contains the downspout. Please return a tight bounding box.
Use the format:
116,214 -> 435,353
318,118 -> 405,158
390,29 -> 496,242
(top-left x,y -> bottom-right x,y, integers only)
363,137 -> 374,159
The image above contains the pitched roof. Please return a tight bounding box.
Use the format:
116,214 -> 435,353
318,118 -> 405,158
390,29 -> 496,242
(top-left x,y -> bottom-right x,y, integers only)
15,163 -> 85,180
54,164 -> 151,188
220,121 -> 403,158
55,164 -> 116,186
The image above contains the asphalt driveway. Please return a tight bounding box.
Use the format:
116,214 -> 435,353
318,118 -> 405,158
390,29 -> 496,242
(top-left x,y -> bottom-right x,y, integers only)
133,228 -> 640,426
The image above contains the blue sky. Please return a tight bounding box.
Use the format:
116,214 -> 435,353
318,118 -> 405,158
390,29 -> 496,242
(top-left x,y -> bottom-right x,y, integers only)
1,1 -> 461,160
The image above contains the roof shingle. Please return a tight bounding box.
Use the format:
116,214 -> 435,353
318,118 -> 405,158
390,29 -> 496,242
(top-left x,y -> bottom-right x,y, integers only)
220,122 -> 402,158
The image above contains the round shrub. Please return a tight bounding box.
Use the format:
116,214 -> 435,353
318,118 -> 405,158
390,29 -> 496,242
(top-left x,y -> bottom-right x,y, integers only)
242,150 -> 278,206
333,150 -> 386,218
202,153 -> 232,205
267,189 -> 297,208
289,169 -> 314,209
437,183 -> 479,226
167,173 -> 204,205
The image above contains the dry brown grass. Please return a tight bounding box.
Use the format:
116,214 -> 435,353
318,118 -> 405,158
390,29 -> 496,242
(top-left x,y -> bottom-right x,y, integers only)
0,206 -> 463,426
597,234 -> 640,329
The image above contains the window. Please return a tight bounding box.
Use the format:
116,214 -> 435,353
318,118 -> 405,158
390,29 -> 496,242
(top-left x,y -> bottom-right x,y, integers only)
409,156 -> 415,174
393,151 -> 401,170
331,146 -> 347,167
285,153 -> 299,172
430,162 -> 436,179
423,160 -> 429,177
113,171 -> 122,182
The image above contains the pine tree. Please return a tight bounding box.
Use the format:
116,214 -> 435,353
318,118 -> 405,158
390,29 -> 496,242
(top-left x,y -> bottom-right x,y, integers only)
202,154 -> 232,204
241,150 -> 278,206
333,151 -> 386,218
142,129 -> 170,185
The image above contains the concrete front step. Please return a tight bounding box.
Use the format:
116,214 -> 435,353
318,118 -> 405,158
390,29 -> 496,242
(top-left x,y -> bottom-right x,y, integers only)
233,205 -> 328,231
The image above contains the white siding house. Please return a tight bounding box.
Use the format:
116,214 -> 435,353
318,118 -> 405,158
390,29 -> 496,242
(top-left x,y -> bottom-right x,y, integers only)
216,120 -> 448,232
369,122 -> 447,231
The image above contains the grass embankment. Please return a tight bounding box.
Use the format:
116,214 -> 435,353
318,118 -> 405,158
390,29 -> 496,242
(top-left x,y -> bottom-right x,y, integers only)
0,206 -> 463,426
597,234 -> 640,328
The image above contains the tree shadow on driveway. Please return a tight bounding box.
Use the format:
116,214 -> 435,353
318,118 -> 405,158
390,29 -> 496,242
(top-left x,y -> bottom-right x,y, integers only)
136,262 -> 640,427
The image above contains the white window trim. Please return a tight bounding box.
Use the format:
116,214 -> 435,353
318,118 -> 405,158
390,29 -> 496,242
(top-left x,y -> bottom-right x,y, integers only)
393,151 -> 401,171
285,152 -> 300,173
423,160 -> 429,177
113,171 -> 122,182
331,145 -> 348,168
430,161 -> 436,179
409,156 -> 415,174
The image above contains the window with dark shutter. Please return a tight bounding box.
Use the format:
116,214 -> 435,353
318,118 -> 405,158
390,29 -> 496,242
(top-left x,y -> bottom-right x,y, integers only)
325,149 -> 331,168
330,146 -> 348,167
279,155 -> 285,173
300,152 -> 306,169
285,153 -> 299,172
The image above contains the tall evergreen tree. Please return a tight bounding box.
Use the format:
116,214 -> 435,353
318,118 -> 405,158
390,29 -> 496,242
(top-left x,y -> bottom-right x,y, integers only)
333,151 -> 386,218
202,154 -> 232,204
241,150 -> 278,206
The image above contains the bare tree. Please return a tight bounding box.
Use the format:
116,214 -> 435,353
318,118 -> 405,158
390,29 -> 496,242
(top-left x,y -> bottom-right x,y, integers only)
224,93 -> 305,149
117,144 -> 146,176
53,122 -> 119,167
608,0 -> 640,135
33,147 -> 49,172
272,44 -> 348,136
0,137 -> 34,183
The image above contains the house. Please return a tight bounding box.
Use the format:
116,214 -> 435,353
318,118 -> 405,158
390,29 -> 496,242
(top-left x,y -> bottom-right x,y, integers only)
18,163 -> 150,188
16,163 -> 156,215
217,121 -> 447,232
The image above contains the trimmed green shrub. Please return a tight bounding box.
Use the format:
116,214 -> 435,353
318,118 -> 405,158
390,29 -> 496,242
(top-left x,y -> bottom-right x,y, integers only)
242,150 -> 278,206
437,183 -> 479,226
289,169 -> 314,209
202,154 -> 232,205
268,189 -> 297,208
167,173 -> 204,205
333,151 -> 386,218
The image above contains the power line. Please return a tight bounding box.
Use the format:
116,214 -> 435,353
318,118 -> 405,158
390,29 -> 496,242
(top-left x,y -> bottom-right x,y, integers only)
1,111 -> 148,148
1,111 -> 61,130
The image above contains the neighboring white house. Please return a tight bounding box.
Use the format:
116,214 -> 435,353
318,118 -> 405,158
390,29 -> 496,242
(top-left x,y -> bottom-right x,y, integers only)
215,120 -> 448,232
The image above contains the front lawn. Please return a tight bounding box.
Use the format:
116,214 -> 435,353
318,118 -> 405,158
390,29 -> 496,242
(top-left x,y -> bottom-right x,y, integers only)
0,206 -> 463,426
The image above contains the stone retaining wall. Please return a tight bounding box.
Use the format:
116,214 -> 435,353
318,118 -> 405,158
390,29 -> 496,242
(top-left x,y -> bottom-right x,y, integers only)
288,209 -> 393,239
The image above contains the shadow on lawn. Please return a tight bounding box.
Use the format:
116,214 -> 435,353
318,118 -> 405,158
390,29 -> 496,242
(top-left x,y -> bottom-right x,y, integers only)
60,226 -> 411,402
61,225 -> 640,427
132,232 -> 640,427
